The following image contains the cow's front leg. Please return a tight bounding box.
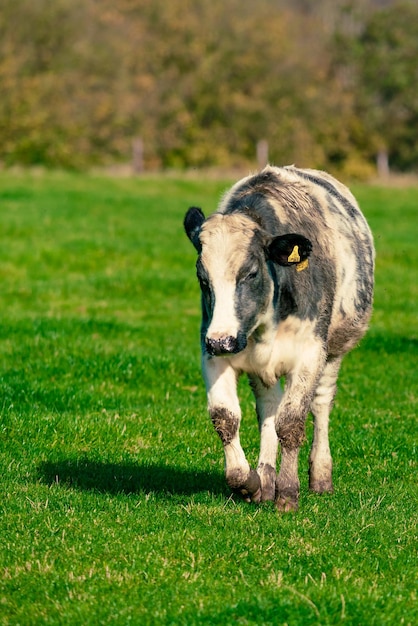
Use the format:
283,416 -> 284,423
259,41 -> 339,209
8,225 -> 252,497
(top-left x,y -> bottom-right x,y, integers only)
203,355 -> 261,503
249,375 -> 281,502
275,357 -> 324,512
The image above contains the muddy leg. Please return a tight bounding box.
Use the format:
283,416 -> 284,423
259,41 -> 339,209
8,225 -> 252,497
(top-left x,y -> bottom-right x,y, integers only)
309,357 -> 342,493
204,356 -> 261,503
275,352 -> 325,512
249,375 -> 281,502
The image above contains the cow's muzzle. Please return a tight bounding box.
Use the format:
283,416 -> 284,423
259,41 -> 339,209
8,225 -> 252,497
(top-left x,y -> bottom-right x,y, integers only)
205,334 -> 247,356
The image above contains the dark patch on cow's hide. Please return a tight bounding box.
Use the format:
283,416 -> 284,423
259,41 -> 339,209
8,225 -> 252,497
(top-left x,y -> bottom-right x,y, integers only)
222,176 -> 283,236
310,253 -> 337,327
313,281 -> 335,342
293,169 -> 361,221
232,232 -> 274,337
278,278 -> 297,320
209,407 -> 239,445
276,254 -> 336,330
196,258 -> 214,351
354,250 -> 375,315
266,260 -> 279,312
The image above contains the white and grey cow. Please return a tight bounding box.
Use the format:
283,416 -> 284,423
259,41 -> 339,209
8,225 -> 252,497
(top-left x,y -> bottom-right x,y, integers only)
184,165 -> 374,511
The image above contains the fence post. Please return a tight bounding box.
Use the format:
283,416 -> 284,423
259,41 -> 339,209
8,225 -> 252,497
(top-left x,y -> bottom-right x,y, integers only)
377,149 -> 389,179
132,137 -> 144,174
257,139 -> 269,170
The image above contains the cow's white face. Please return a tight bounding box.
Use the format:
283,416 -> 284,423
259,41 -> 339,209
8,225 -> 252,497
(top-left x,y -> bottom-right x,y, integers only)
184,207 -> 312,357
197,213 -> 273,355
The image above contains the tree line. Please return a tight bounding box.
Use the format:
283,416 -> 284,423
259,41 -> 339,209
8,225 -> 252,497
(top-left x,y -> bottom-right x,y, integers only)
0,0 -> 417,176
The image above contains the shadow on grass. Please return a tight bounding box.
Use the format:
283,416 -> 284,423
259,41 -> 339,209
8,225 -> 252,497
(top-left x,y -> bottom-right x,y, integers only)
38,458 -> 226,497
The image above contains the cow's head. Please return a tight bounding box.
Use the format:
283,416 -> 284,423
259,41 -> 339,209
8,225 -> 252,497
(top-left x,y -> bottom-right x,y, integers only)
184,206 -> 312,357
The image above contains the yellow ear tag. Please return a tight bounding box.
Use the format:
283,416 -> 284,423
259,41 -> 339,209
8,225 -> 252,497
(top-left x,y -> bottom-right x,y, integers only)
287,245 -> 300,263
296,258 -> 309,272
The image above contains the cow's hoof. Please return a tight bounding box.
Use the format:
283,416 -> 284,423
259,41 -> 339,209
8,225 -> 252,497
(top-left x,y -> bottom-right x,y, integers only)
276,496 -> 299,513
309,478 -> 334,494
275,482 -> 299,512
227,469 -> 261,503
240,487 -> 262,504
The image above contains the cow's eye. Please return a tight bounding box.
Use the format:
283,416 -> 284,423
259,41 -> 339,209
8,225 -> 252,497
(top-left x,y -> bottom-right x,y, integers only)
244,268 -> 259,281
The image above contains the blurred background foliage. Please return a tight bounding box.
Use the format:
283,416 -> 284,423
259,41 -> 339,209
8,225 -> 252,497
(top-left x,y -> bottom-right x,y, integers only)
0,0 -> 417,175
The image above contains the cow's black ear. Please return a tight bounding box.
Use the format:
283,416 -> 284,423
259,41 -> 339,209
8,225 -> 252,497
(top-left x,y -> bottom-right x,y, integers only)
267,233 -> 312,269
184,207 -> 205,252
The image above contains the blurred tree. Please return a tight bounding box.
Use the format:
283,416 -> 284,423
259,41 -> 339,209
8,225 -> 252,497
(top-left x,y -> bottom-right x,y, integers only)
0,0 -> 416,174
359,1 -> 418,170
331,0 -> 418,173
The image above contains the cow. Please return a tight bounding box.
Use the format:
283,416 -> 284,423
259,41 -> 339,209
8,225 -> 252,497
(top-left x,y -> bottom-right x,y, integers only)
184,165 -> 374,512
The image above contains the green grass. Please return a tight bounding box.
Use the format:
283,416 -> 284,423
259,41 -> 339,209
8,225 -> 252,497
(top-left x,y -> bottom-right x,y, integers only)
0,171 -> 416,625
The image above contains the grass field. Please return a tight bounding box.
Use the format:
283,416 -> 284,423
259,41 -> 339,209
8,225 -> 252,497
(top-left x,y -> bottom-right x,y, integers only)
0,171 -> 416,625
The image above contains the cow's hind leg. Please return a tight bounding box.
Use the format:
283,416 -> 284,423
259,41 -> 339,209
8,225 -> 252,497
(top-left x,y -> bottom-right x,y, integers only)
275,347 -> 326,512
249,375 -> 281,502
275,393 -> 312,512
204,356 -> 261,503
309,356 -> 342,494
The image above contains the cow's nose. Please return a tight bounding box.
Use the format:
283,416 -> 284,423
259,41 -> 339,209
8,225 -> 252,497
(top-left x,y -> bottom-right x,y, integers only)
206,335 -> 242,356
